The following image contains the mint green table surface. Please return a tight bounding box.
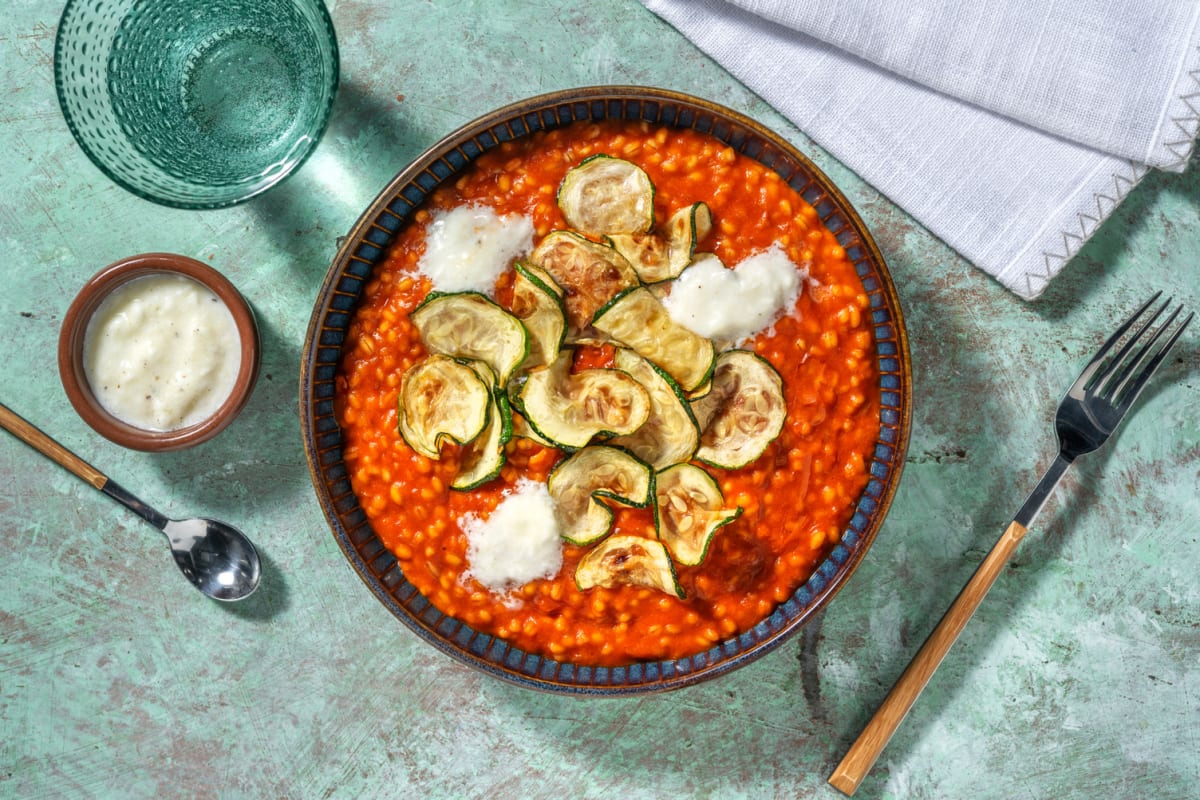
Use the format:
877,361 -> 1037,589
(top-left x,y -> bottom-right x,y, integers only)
2,2 -> 1198,798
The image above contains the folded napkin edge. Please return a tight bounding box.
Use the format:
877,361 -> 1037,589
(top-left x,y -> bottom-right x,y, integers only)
636,0 -> 1168,302
999,159 -> 1148,300
1149,2 -> 1200,171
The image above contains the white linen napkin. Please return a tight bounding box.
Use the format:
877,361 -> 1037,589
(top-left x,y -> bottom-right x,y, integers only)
639,0 -> 1200,299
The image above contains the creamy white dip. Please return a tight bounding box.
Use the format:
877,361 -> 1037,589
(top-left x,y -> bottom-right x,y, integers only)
662,246 -> 805,342
462,479 -> 563,593
83,273 -> 242,431
418,204 -> 534,294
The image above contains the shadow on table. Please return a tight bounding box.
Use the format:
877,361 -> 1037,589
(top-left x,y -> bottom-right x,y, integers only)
221,543 -> 291,622
473,635 -> 845,795
1038,147 -> 1200,318
243,77 -> 435,285
824,319 -> 1198,796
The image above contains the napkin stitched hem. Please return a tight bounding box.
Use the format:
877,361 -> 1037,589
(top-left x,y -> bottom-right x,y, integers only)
1156,40 -> 1200,170
1008,159 -> 1148,299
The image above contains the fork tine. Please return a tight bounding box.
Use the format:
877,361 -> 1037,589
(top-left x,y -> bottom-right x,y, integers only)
1113,308 -> 1193,412
1095,296 -> 1174,398
1070,291 -> 1161,395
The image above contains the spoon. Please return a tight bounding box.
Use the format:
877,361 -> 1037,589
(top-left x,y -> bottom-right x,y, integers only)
0,402 -> 261,601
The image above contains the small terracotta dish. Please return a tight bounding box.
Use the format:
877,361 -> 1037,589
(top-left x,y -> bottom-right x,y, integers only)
59,252 -> 260,451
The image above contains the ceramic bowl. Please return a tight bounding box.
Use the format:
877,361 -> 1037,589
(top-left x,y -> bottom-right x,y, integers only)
300,86 -> 911,694
59,252 -> 260,451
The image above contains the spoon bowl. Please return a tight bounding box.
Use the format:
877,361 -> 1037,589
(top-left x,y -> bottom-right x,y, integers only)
165,518 -> 262,601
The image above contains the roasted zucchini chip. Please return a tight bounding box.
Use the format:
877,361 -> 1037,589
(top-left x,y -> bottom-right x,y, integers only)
691,350 -> 786,469
607,231 -> 669,285
411,292 -> 529,384
398,354 -> 491,460
654,463 -> 742,566
452,361 -> 513,490
510,410 -> 556,447
665,202 -> 713,266
528,230 -> 639,329
548,446 -> 652,545
686,375 -> 713,401
575,535 -> 683,599
556,154 -> 655,236
608,348 -> 700,470
509,262 -> 566,371
518,351 -> 651,450
563,328 -> 619,349
609,201 -> 714,284
591,286 -> 715,392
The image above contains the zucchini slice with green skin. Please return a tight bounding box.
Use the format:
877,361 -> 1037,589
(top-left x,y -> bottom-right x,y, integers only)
509,262 -> 566,372
518,351 -> 651,450
452,361 -> 513,490
609,202 -> 714,284
529,230 -> 639,329
575,535 -> 684,599
606,231 -> 670,285
557,154 -> 656,236
411,291 -> 529,384
691,350 -> 787,469
591,286 -> 715,392
686,375 -> 713,401
665,202 -> 713,266
548,446 -> 653,545
510,410 -> 556,447
398,355 -> 491,460
608,348 -> 700,470
654,463 -> 742,565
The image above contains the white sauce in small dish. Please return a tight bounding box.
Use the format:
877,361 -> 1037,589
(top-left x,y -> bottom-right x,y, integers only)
83,273 -> 242,431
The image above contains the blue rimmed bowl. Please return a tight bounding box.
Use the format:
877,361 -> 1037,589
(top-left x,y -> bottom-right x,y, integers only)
300,86 -> 911,695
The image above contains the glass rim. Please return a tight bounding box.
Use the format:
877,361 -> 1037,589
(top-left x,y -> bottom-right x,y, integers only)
53,0 -> 341,209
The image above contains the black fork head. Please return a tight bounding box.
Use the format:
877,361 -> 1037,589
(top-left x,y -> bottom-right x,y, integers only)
1088,296 -> 1192,412
1056,293 -> 1192,457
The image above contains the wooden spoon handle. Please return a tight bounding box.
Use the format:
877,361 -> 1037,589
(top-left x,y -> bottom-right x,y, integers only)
0,402 -> 108,490
828,520 -> 1029,796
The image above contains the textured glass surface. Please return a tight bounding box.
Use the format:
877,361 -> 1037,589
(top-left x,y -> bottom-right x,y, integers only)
55,0 -> 339,208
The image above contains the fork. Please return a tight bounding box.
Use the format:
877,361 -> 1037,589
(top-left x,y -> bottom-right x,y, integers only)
828,292 -> 1193,796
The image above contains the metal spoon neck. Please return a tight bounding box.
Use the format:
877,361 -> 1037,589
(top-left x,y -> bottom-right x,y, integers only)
101,479 -> 170,530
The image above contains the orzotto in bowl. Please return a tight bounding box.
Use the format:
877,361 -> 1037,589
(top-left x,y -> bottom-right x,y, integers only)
300,86 -> 911,695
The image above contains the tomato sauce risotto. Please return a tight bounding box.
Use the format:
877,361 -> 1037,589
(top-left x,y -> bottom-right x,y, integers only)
336,119 -> 880,666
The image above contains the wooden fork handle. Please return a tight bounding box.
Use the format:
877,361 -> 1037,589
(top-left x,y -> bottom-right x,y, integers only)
828,520 -> 1029,796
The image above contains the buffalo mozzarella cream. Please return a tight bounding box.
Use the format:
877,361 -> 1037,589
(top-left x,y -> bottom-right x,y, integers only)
662,246 -> 805,342
462,479 -> 563,593
418,205 -> 534,294
83,274 -> 242,431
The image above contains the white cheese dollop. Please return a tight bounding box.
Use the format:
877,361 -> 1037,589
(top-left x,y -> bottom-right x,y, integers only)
418,204 -> 534,294
463,479 -> 563,593
83,273 -> 242,431
662,246 -> 805,342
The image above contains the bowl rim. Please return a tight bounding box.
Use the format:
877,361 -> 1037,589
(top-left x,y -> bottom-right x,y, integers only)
58,252 -> 261,451
52,0 -> 341,209
300,85 -> 912,694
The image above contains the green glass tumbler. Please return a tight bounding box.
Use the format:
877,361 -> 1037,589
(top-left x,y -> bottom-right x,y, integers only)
55,0 -> 339,209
